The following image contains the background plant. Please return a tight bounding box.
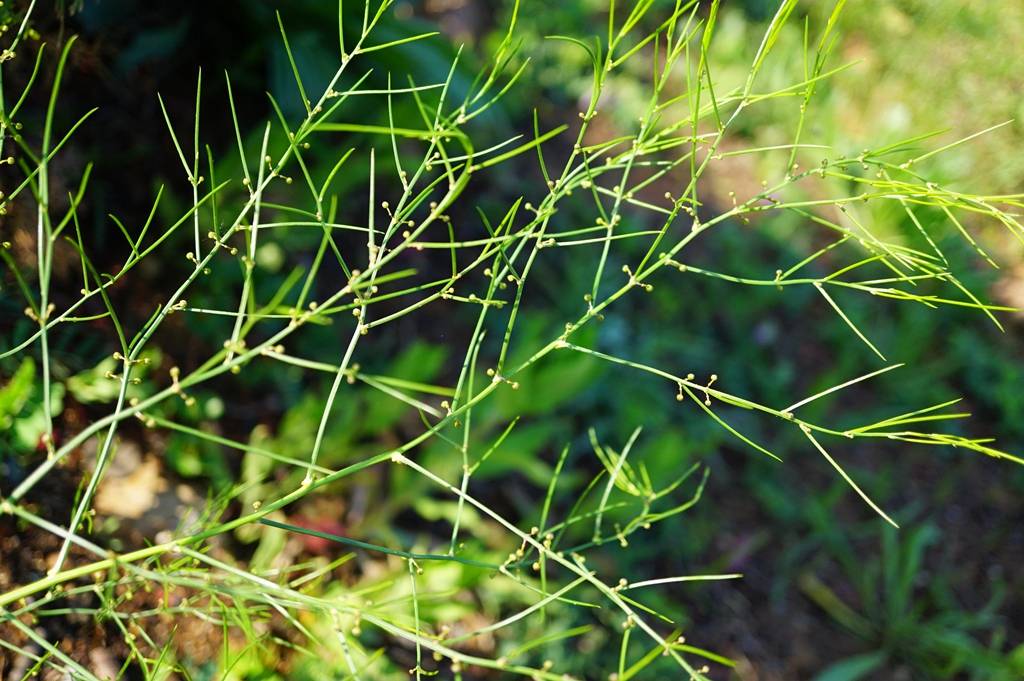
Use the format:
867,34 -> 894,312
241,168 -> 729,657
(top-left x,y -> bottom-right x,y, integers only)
2,1 -> 1023,679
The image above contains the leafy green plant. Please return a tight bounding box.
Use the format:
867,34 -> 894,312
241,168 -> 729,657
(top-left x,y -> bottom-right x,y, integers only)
1,1 -> 1022,679
802,524 -> 1024,681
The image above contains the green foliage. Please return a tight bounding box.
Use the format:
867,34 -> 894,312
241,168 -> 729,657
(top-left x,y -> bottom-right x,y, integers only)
1,1 -> 1022,679
805,524 -> 1024,680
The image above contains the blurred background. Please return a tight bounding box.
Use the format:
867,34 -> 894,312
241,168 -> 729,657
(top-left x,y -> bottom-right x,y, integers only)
2,1 -> 1023,679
